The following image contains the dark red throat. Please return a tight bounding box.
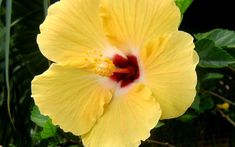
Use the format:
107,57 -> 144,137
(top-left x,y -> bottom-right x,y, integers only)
110,54 -> 140,87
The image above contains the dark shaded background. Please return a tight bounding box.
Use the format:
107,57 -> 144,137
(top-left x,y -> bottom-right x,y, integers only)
180,0 -> 235,33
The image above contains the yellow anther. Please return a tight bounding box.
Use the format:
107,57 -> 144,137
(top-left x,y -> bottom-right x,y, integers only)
85,50 -> 115,77
217,102 -> 230,110
94,58 -> 115,77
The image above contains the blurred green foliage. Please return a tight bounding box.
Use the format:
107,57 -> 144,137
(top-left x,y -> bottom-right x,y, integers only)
1,0 -> 235,146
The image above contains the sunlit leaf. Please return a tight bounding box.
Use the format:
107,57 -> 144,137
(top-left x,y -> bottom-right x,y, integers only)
195,29 -> 235,48
195,39 -> 235,68
43,0 -> 49,17
5,0 -> 14,130
31,106 -> 57,139
0,22 -> 5,61
40,119 -> 57,139
202,73 -> 224,81
175,0 -> 193,15
155,121 -> 165,129
31,106 -> 49,127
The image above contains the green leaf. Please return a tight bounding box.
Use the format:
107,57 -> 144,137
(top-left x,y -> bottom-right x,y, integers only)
43,0 -> 49,17
0,23 -> 5,60
195,39 -> 235,68
191,95 -> 200,111
155,121 -> 165,129
195,29 -> 235,48
178,114 -> 196,122
5,0 -> 14,130
199,94 -> 215,111
9,144 -> 16,147
31,106 -> 57,139
31,106 -> 49,127
40,119 -> 57,139
202,73 -> 224,81
175,0 -> 193,15
0,0 -> 2,7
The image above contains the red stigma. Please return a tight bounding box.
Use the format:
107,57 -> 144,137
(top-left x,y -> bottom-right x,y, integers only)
110,54 -> 140,87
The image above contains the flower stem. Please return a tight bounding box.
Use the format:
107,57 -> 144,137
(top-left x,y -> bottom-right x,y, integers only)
202,90 -> 235,107
217,108 -> 235,127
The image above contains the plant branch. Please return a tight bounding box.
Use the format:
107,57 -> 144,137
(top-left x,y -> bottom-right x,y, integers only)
217,109 -> 235,127
146,139 -> 175,147
202,90 -> 235,106
228,66 -> 235,73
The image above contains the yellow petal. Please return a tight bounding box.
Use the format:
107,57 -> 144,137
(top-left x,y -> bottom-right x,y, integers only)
100,0 -> 180,50
37,0 -> 108,66
140,31 -> 199,119
82,84 -> 161,147
31,64 -> 113,135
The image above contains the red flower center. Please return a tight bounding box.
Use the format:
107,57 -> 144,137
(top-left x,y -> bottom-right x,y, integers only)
110,54 -> 140,87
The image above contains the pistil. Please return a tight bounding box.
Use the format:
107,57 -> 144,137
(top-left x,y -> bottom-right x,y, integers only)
114,67 -> 134,75
110,54 -> 140,87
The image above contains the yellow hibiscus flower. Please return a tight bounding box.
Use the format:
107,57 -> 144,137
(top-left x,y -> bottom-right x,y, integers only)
31,0 -> 199,146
